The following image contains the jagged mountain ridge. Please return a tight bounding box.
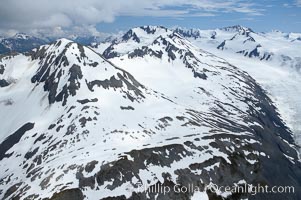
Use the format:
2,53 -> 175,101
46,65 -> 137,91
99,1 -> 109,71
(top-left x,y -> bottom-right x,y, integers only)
0,33 -> 110,54
173,25 -> 301,71
96,25 -> 301,72
0,33 -> 48,54
103,26 -> 170,59
0,28 -> 301,200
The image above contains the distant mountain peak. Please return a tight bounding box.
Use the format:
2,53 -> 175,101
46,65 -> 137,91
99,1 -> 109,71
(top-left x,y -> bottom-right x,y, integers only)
103,26 -> 172,59
139,25 -> 168,33
13,33 -> 31,40
220,25 -> 254,34
173,27 -> 203,38
121,25 -> 170,42
0,33 -> 48,53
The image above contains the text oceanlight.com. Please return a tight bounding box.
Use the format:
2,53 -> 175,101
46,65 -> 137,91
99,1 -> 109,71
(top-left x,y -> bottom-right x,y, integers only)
128,183 -> 295,196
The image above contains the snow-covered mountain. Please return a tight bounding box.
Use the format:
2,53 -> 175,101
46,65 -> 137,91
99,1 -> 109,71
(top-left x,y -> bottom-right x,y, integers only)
173,25 -> 301,72
103,25 -> 301,150
0,27 -> 301,200
171,25 -> 301,153
0,34 -> 110,54
102,26 -> 170,59
0,33 -> 49,54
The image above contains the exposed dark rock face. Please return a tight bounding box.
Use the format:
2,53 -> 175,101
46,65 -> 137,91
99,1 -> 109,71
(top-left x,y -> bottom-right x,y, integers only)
0,79 -> 9,87
244,36 -> 256,43
211,31 -> 217,39
249,45 -> 261,58
122,30 -> 140,43
24,147 -> 39,160
101,196 -> 127,200
47,188 -> 84,200
0,123 -> 34,161
86,71 -> 145,102
85,160 -> 98,173
3,183 -> 22,199
51,64 -> 83,105
128,47 -> 163,59
120,106 -> 135,110
103,45 -> 118,59
217,40 -> 226,50
77,98 -> 98,104
87,75 -> 123,90
141,26 -> 168,34
237,47 -> 272,61
30,42 -> 75,105
0,64 -> 4,74
174,28 -> 202,39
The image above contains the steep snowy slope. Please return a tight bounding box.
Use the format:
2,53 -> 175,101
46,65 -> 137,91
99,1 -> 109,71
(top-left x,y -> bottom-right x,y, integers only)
172,25 -> 301,153
194,46 -> 301,154
0,39 -> 156,199
0,34 -> 301,200
106,28 -> 301,199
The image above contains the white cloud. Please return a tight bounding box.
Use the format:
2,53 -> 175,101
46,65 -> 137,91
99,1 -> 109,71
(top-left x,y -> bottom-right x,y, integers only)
0,0 -> 263,36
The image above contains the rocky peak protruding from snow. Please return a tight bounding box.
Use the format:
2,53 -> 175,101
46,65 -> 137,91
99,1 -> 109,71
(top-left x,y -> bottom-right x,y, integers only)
139,25 -> 168,34
125,31 -> 213,80
120,26 -> 169,43
174,27 -> 203,39
103,26 -> 172,59
220,25 -> 254,35
29,38 -> 146,106
12,33 -> 31,40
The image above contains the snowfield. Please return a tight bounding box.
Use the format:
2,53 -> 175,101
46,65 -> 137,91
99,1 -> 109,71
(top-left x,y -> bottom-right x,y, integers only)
0,26 -> 300,200
173,26 -> 301,153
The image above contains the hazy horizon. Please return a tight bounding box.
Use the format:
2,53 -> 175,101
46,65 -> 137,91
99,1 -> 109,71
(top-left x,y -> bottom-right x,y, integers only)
0,0 -> 301,37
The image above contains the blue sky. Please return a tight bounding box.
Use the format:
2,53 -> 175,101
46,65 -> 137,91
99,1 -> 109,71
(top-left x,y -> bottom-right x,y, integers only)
0,0 -> 301,37
97,0 -> 301,33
